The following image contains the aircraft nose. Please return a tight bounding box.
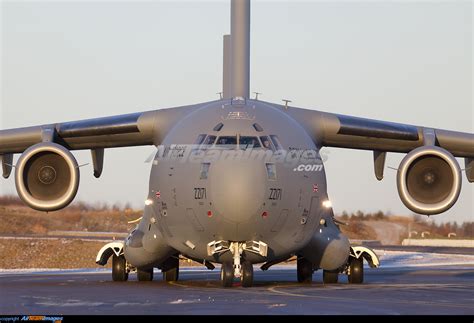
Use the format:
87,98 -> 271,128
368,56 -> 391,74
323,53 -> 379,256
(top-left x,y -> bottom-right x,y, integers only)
209,160 -> 266,224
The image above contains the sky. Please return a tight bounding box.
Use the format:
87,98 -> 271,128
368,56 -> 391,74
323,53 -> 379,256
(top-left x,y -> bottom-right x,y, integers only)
1,0 -> 472,223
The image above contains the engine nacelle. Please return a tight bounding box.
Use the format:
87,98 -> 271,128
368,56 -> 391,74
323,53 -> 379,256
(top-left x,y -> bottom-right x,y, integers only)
397,146 -> 461,215
15,143 -> 79,212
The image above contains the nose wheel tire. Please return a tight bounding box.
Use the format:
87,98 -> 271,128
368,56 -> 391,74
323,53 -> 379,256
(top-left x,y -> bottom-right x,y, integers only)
112,255 -> 128,282
297,257 -> 313,283
323,270 -> 338,284
221,262 -> 234,287
348,257 -> 364,284
137,268 -> 154,282
241,261 -> 253,287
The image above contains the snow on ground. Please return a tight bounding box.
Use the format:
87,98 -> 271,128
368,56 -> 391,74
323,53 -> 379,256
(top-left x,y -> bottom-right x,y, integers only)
374,250 -> 474,268
0,251 -> 472,275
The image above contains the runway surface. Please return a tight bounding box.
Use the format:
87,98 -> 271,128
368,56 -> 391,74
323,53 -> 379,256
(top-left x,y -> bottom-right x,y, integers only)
1,264 -> 473,315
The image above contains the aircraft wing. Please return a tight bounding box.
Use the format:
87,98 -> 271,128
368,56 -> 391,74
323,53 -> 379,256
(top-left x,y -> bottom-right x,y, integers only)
0,102 -> 207,211
286,107 -> 474,159
0,103 -> 203,155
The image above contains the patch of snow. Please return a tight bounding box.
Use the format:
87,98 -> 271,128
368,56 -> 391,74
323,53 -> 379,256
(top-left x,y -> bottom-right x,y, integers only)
375,250 -> 474,268
113,302 -> 154,307
169,299 -> 201,305
36,301 -> 104,307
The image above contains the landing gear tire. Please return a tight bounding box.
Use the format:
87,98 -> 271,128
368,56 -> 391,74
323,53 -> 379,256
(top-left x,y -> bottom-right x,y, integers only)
323,270 -> 338,284
221,262 -> 234,288
137,268 -> 154,282
297,257 -> 313,283
163,267 -> 178,282
162,256 -> 179,282
241,261 -> 253,288
348,257 -> 364,284
112,254 -> 128,282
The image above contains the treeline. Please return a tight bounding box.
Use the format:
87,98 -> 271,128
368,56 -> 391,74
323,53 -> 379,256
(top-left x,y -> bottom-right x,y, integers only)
422,221 -> 473,239
0,195 -> 134,212
338,210 -> 387,221
336,209 -> 473,239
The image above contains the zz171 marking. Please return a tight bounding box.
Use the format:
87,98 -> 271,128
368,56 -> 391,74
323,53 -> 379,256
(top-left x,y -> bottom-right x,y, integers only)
194,188 -> 207,200
268,188 -> 282,200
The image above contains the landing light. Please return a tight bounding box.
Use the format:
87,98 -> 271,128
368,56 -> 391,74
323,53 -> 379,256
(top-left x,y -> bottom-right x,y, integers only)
145,199 -> 153,206
322,200 -> 332,208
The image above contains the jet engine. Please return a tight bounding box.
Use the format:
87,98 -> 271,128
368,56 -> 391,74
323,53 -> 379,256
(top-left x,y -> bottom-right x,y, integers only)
397,146 -> 461,215
15,142 -> 79,212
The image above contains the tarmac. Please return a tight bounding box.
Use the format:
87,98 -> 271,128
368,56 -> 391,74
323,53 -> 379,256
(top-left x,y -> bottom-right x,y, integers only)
1,264 -> 473,315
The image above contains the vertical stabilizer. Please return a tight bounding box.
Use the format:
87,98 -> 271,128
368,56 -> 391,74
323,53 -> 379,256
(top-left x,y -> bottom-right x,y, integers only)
230,0 -> 250,99
223,34 -> 232,100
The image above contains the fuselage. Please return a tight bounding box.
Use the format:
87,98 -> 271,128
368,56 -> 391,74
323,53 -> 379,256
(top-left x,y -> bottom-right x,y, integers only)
140,99 -> 330,264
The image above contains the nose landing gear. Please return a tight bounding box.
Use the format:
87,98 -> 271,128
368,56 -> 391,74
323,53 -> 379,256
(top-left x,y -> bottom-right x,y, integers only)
220,260 -> 254,288
219,242 -> 256,287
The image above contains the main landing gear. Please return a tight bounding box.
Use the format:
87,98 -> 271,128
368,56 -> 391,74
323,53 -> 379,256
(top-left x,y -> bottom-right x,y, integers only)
96,242 -> 181,283
162,256 -> 179,282
296,246 -> 380,285
297,257 -> 313,283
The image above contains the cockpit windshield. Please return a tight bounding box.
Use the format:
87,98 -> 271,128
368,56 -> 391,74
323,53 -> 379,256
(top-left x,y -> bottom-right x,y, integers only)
239,136 -> 261,149
203,135 -> 217,146
192,134 -> 281,151
215,136 -> 237,149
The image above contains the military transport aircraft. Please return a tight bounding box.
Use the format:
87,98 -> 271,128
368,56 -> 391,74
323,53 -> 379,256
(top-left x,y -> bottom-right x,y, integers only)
1,0 -> 472,287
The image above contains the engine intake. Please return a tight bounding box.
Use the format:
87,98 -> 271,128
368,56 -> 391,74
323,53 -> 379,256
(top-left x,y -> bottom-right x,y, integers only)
15,143 -> 79,211
397,146 -> 461,215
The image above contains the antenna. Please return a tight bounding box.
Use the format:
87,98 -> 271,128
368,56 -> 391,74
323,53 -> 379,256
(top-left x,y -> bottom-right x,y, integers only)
253,92 -> 261,100
282,99 -> 292,109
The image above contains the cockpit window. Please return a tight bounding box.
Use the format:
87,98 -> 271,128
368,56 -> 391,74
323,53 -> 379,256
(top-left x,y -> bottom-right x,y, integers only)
203,135 -> 217,146
260,136 -> 275,151
270,135 -> 283,151
239,136 -> 261,149
215,136 -> 237,149
194,134 -> 207,145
